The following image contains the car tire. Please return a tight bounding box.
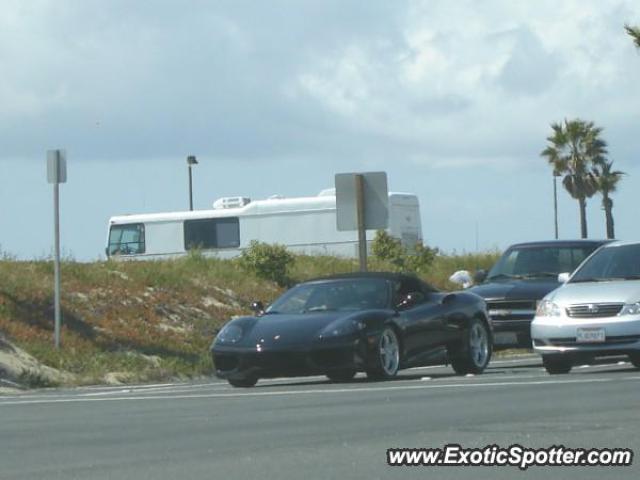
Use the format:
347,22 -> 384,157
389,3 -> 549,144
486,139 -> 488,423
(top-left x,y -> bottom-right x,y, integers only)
628,353 -> 640,368
326,369 -> 357,383
449,318 -> 492,375
542,355 -> 573,374
228,376 -> 258,388
366,327 -> 401,380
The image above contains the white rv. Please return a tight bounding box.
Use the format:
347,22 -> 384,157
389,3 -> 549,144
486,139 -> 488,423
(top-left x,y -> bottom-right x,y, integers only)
106,189 -> 422,259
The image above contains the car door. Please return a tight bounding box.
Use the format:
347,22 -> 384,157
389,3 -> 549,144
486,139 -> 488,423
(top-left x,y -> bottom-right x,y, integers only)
395,279 -> 450,361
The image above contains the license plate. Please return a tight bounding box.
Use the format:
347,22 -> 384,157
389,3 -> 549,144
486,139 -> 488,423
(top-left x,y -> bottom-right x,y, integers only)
494,332 -> 518,345
576,328 -> 606,343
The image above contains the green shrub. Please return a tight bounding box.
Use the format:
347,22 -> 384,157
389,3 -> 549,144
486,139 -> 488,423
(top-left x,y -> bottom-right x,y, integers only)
371,230 -> 438,274
238,241 -> 294,286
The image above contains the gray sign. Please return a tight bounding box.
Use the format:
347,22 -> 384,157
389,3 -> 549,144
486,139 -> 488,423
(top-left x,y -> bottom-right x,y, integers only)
47,150 -> 67,184
335,171 -> 388,231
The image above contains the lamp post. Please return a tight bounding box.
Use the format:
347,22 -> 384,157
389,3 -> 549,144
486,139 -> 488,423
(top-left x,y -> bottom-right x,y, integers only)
187,155 -> 198,211
553,171 -> 560,239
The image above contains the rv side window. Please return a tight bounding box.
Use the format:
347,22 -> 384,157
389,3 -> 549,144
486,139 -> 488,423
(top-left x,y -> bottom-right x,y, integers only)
108,223 -> 145,256
184,217 -> 240,250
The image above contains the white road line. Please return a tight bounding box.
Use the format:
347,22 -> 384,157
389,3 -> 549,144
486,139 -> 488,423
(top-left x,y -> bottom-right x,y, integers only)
0,362 -> 630,401
1,375 -> 638,407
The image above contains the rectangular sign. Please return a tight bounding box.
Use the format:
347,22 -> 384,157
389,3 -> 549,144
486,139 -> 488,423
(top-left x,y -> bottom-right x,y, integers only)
335,171 -> 388,231
47,150 -> 67,184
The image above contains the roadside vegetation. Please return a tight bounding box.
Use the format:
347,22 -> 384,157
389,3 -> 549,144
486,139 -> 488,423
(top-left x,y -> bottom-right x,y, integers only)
0,244 -> 499,388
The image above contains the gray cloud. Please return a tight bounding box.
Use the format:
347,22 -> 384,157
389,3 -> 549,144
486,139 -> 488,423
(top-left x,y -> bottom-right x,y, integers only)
0,0 -> 639,169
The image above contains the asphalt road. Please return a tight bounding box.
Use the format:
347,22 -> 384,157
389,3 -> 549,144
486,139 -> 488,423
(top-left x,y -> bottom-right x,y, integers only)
1,355 -> 638,480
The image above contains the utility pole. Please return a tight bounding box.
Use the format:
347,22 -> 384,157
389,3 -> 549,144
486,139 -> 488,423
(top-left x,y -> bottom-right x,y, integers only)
553,173 -> 559,239
355,174 -> 367,272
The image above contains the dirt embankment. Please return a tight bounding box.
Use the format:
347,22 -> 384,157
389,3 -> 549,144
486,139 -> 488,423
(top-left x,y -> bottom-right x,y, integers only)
0,334 -> 73,392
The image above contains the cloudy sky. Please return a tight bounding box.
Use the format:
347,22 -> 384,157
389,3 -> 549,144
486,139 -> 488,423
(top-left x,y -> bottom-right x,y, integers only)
1,0 -> 639,260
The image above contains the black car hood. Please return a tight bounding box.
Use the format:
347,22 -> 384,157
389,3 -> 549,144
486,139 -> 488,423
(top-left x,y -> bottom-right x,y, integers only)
469,279 -> 560,301
234,311 -> 372,348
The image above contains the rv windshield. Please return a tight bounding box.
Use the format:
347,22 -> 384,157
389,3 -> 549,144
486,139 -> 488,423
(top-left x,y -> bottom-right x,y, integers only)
108,223 -> 145,256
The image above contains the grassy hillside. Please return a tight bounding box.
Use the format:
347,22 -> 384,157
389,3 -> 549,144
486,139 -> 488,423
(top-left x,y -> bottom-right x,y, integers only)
0,251 -> 499,387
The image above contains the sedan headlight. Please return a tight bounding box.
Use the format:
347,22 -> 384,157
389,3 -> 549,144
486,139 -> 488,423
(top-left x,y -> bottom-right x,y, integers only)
536,299 -> 562,317
619,302 -> 640,316
216,324 -> 243,344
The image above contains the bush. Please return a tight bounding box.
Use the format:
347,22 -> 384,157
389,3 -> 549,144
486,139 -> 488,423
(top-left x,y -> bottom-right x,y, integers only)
371,230 -> 438,274
238,241 -> 294,286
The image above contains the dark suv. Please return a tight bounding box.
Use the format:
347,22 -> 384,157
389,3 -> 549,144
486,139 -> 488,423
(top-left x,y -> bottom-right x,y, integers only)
466,240 -> 610,347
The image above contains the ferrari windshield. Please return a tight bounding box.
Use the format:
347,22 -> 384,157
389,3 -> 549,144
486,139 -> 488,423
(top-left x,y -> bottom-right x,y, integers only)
570,244 -> 640,282
487,244 -> 598,280
266,278 -> 391,314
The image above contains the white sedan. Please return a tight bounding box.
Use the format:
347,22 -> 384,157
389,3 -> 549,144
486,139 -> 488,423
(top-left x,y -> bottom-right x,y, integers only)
531,241 -> 640,374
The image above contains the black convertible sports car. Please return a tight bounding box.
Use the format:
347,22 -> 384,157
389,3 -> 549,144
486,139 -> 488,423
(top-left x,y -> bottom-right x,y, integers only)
211,272 -> 492,387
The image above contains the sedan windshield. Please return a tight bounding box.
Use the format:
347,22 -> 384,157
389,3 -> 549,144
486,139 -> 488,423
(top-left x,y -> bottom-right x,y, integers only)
570,244 -> 640,282
266,279 -> 391,314
487,245 -> 598,281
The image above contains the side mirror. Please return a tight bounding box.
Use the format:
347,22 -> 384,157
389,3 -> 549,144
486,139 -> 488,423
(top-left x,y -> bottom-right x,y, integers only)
250,301 -> 264,314
396,291 -> 424,310
474,269 -> 488,284
557,272 -> 570,283
449,270 -> 473,288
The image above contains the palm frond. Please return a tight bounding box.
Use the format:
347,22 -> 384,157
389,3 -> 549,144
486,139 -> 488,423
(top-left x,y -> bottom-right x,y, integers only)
625,24 -> 640,49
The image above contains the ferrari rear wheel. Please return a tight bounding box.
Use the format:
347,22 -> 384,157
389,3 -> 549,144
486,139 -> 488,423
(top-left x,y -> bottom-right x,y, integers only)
326,369 -> 357,383
542,355 -> 573,374
228,376 -> 258,388
449,318 -> 491,375
366,327 -> 400,380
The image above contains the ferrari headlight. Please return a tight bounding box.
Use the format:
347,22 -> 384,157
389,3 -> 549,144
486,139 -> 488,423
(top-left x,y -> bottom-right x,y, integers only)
216,324 -> 243,343
619,302 -> 640,316
322,321 -> 366,338
536,299 -> 561,317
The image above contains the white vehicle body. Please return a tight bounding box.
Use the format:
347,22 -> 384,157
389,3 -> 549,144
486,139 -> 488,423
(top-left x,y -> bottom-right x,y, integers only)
531,241 -> 640,372
106,190 -> 423,260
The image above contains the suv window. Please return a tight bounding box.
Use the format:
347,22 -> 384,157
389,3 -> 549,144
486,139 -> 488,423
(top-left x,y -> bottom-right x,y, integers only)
488,245 -> 600,280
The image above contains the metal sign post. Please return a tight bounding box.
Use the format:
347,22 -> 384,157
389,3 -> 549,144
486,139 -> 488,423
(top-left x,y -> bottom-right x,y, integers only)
47,150 -> 67,349
335,172 -> 389,272
355,174 -> 367,271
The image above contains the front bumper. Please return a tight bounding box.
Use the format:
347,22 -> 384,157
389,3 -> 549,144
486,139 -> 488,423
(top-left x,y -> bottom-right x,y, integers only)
531,314 -> 640,355
212,339 -> 365,380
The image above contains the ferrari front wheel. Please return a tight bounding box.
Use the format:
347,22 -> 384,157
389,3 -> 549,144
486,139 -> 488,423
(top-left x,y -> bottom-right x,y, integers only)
449,318 -> 491,375
366,327 -> 400,380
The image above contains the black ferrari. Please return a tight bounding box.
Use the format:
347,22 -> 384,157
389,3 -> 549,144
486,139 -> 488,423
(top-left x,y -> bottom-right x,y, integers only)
211,272 -> 492,387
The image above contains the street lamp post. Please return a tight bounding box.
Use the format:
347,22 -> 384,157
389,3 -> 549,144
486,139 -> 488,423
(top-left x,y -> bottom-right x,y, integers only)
553,172 -> 560,239
187,155 -> 198,211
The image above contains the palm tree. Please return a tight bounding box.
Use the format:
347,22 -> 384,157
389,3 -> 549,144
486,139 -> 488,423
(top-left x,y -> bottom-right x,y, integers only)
592,160 -> 625,239
626,24 -> 640,49
541,119 -> 607,238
